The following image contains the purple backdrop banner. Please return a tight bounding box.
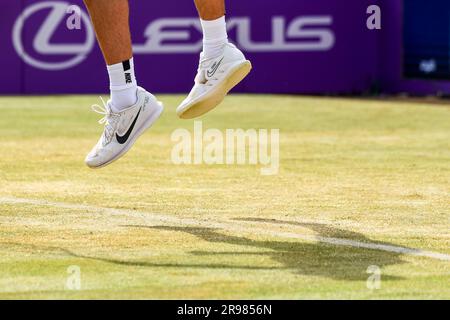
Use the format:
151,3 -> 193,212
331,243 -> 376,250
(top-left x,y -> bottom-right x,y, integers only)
1,0 -> 450,95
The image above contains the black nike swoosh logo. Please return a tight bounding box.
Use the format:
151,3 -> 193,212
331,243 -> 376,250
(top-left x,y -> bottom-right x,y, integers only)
207,57 -> 224,78
116,107 -> 141,145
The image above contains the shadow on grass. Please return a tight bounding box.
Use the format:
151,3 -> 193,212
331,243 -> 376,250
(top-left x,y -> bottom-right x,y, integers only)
121,220 -> 405,281
2,219 -> 406,281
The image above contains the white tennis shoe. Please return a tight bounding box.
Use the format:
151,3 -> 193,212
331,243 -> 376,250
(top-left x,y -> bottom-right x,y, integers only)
85,87 -> 164,168
177,43 -> 252,119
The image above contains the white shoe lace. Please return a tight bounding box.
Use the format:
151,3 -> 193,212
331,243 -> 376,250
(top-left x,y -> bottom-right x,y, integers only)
91,96 -> 120,145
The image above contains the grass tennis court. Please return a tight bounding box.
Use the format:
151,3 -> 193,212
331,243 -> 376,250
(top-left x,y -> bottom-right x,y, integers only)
0,95 -> 448,299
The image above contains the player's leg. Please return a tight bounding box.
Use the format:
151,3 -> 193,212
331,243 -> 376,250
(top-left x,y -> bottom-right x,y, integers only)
194,0 -> 227,60
194,0 -> 225,20
83,0 -> 163,168
176,0 -> 252,119
84,0 -> 135,110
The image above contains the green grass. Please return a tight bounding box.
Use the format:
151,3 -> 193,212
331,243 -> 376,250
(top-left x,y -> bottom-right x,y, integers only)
0,94 -> 449,299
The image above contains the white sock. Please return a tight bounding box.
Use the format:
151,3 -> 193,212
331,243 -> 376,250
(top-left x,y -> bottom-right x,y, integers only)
200,16 -> 228,60
107,58 -> 138,112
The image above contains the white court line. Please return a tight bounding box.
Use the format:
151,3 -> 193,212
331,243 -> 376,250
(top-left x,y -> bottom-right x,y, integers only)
1,196 -> 449,262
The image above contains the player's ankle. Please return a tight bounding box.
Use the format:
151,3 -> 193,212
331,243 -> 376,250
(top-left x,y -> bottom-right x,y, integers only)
200,16 -> 228,60
107,58 -> 138,112
110,87 -> 138,112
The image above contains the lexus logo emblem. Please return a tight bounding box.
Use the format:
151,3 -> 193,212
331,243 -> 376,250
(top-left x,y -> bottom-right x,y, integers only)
12,1 -> 95,71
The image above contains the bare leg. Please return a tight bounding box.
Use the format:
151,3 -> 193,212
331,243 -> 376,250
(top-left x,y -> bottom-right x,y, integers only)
83,0 -> 138,112
194,0 -> 225,20
83,0 -> 132,65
